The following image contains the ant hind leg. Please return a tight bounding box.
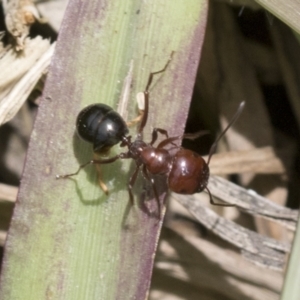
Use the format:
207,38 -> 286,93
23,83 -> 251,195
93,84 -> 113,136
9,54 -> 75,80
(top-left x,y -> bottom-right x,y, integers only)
128,165 -> 141,206
142,165 -> 161,219
205,187 -> 234,207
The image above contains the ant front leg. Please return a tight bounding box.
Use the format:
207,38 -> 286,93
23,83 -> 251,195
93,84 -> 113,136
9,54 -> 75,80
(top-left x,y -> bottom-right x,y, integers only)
56,154 -> 123,179
126,92 -> 145,127
126,113 -> 144,128
94,154 -> 109,195
57,154 -> 128,196
138,52 -> 174,134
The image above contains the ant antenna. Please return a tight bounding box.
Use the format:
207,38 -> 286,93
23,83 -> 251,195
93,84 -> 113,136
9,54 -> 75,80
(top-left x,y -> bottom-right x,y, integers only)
207,101 -> 245,165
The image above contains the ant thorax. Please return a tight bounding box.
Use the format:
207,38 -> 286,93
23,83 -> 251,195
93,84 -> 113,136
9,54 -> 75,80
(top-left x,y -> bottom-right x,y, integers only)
127,139 -> 148,161
139,145 -> 172,175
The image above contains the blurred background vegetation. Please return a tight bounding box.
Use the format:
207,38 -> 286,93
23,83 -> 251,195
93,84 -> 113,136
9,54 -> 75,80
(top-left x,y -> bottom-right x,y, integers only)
1,0 -> 300,299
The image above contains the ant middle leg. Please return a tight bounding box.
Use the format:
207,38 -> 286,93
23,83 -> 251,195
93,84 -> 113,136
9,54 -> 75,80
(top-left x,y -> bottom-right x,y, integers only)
150,128 -> 170,145
155,130 -> 210,149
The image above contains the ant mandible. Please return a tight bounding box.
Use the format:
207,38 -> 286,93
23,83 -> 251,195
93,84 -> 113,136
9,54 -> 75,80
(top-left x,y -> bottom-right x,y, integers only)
57,54 -> 245,217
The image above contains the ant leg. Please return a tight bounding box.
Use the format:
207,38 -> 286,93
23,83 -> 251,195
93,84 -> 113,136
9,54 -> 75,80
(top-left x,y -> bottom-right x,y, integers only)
95,164 -> 109,195
156,130 -> 210,149
205,187 -> 234,207
92,153 -> 109,195
183,130 -> 210,140
145,52 -> 174,92
56,155 -> 122,179
128,165 -> 141,205
126,92 -> 145,127
157,136 -> 181,149
126,113 -> 144,127
142,165 -> 161,218
150,128 -> 169,145
138,52 -> 174,134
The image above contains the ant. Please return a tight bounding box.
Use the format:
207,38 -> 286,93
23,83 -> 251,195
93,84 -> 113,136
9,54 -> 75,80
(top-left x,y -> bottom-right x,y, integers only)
57,54 -> 245,217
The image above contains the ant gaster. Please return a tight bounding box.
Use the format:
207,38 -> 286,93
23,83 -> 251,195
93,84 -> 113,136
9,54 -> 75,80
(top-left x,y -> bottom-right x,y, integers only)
57,54 -> 245,217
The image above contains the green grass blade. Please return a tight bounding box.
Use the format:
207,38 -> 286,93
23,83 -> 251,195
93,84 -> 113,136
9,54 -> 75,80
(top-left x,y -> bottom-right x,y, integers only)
280,214 -> 300,300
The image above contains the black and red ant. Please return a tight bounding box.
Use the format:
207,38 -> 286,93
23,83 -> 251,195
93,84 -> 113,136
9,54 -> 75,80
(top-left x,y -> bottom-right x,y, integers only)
56,54 -> 245,217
